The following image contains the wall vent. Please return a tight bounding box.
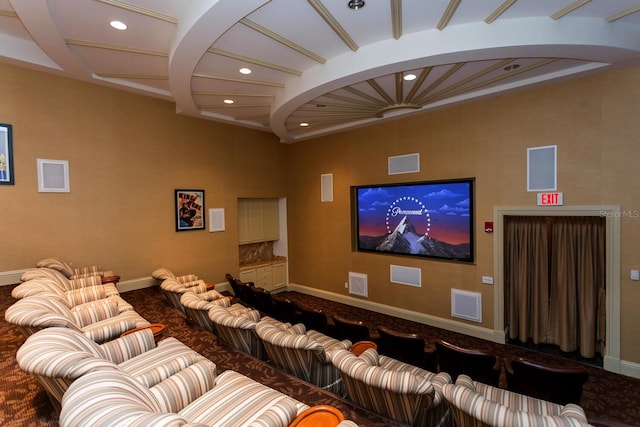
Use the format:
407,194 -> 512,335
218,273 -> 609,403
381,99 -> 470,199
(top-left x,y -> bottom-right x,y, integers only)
388,153 -> 420,175
390,265 -> 421,287
37,159 -> 70,192
451,289 -> 482,323
348,272 -> 368,297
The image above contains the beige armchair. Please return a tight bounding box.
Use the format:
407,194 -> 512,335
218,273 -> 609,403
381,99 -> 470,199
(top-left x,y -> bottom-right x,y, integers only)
20,267 -> 104,290
4,293 -> 149,342
16,326 -> 212,413
11,278 -> 132,313
442,374 -> 592,427
255,319 -> 351,396
329,347 -> 452,427
179,290 -> 241,332
208,305 -> 283,360
36,257 -> 110,279
60,368 -> 314,427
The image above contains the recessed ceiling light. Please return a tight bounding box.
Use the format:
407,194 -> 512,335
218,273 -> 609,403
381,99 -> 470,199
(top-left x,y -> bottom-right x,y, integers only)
109,20 -> 127,30
223,99 -> 234,104
299,122 -> 309,127
348,0 -> 365,10
504,64 -> 521,71
239,68 -> 252,75
403,73 -> 417,81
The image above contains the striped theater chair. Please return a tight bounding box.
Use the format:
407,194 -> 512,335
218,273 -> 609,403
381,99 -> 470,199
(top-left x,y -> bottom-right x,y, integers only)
255,319 -> 351,396
179,290 -> 241,332
208,305 -> 284,360
4,293 -> 149,342
21,267 -> 104,289
36,257 -> 110,280
329,347 -> 452,427
59,368 -> 332,427
11,278 -> 133,313
442,374 -> 591,427
16,326 -> 212,414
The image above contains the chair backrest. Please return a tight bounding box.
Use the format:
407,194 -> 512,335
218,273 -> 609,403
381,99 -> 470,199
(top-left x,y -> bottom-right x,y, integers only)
250,286 -> 274,316
152,267 -> 176,281
434,339 -> 502,386
505,357 -> 589,405
271,296 -> 298,324
36,257 -> 76,278
209,305 -> 265,359
330,348 -> 435,425
377,326 -> 435,370
442,374 -> 591,427
297,303 -> 330,335
331,315 -> 371,343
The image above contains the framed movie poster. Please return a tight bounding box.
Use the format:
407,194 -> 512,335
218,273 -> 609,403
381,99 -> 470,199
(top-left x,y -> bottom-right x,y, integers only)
175,189 -> 205,231
0,123 -> 14,185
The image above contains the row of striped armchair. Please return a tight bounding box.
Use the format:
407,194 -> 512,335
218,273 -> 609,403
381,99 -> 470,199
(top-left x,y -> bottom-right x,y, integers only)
7,262 -> 359,427
153,268 -> 593,427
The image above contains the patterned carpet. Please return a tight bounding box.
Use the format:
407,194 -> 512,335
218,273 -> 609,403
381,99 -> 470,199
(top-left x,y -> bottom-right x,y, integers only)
1,284 -> 639,426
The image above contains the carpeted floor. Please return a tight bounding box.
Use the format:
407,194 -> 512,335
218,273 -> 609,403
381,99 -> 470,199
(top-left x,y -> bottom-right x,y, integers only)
2,284 -> 639,426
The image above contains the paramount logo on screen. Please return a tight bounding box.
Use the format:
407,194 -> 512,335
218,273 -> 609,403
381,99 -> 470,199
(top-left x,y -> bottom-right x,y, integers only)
390,206 -> 424,217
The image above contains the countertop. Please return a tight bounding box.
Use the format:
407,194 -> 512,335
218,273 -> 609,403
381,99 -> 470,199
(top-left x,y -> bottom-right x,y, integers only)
239,256 -> 286,270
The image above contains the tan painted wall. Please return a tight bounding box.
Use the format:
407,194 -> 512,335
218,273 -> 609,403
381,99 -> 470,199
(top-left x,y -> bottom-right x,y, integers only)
1,61 -> 639,364
0,63 -> 286,283
285,66 -> 640,364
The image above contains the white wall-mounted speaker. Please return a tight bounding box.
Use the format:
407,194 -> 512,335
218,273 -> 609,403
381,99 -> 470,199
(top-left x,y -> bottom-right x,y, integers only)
348,272 -> 368,297
208,208 -> 225,232
527,145 -> 557,191
451,289 -> 482,323
321,173 -> 333,202
388,153 -> 420,175
390,265 -> 422,287
37,159 -> 69,192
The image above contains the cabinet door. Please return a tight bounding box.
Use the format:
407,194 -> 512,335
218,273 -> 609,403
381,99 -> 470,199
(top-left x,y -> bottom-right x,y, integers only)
262,199 -> 280,241
239,269 -> 257,285
272,263 -> 286,288
238,199 -> 266,244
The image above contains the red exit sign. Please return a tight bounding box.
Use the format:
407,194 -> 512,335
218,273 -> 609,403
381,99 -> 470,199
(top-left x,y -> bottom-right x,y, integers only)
537,192 -> 563,206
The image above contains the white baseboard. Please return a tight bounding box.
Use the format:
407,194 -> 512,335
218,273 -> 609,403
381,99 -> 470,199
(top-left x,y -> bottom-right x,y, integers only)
0,269 -> 28,286
116,277 -> 231,294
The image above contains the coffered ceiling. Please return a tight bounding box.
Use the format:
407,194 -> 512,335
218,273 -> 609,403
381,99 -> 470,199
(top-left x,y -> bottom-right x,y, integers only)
2,0 -> 640,142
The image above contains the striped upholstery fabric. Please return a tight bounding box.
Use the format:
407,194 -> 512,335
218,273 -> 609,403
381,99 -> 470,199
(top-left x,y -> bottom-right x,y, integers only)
329,348 -> 452,426
20,267 -> 104,290
256,320 -> 351,396
36,257 -> 105,279
16,327 -> 211,414
207,305 -> 270,359
11,278 -> 132,312
4,293 -> 149,342
152,267 -> 197,284
159,278 -> 218,313
179,289 -> 233,330
59,368 -> 312,427
442,375 -> 591,427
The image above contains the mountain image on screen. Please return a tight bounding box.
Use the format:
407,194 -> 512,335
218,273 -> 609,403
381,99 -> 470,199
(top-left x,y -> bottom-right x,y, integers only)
367,215 -> 471,260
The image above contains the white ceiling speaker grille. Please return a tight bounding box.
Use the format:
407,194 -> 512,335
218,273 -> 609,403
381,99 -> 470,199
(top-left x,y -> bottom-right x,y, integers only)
388,153 -> 420,175
348,272 -> 368,297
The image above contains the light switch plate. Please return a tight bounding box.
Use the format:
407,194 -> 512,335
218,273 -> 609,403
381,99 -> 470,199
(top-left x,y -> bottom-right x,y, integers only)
631,270 -> 639,281
482,276 -> 494,285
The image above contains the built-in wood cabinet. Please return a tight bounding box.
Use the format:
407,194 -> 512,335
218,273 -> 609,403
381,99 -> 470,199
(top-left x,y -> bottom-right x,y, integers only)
239,261 -> 286,291
238,198 -> 279,244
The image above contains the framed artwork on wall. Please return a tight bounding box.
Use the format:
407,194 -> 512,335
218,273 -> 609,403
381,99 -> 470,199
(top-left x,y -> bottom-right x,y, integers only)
175,189 -> 205,231
0,123 -> 14,185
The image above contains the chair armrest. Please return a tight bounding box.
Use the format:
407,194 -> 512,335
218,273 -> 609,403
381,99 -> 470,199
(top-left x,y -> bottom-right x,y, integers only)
83,317 -> 140,343
99,329 -> 156,364
70,300 -> 119,327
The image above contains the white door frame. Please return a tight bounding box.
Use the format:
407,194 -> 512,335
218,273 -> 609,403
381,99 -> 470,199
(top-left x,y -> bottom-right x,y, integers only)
493,206 -> 621,374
